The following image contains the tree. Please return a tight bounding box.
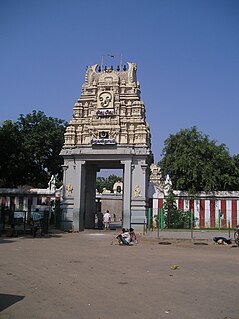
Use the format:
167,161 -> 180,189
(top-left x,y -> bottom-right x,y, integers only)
96,177 -> 106,193
0,120 -> 24,187
163,189 -> 191,228
0,110 -> 67,188
159,126 -> 239,192
96,175 -> 123,193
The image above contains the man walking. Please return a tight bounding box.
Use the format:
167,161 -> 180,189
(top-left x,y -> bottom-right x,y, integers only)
103,210 -> 111,230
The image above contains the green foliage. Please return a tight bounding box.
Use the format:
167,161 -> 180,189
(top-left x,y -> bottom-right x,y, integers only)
96,177 -> 105,193
0,120 -> 24,187
0,110 -> 67,188
96,174 -> 122,193
163,189 -> 191,228
159,126 -> 239,192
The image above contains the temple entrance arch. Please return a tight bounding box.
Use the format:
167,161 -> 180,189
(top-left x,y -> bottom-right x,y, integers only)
96,167 -> 123,227
60,62 -> 153,231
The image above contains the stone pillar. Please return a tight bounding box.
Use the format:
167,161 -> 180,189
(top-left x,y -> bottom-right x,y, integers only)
85,164 -> 97,228
61,160 -> 86,231
62,164 -> 68,199
130,159 -> 149,230
23,197 -> 28,212
32,197 -> 38,208
60,164 -> 73,230
121,160 -> 132,229
73,160 -> 86,231
141,162 -> 149,199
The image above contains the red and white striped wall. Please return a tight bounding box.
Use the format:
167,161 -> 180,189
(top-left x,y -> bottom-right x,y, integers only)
151,191 -> 239,228
0,193 -> 54,212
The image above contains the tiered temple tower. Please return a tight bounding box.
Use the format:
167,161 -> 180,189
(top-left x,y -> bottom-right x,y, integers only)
60,62 -> 153,231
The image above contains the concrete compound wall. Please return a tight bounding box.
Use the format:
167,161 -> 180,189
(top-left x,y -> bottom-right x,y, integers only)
1,188 -> 239,229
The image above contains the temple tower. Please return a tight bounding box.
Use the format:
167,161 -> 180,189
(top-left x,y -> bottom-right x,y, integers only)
60,62 -> 153,231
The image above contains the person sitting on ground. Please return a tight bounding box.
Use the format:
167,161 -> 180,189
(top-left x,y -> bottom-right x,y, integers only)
116,228 -> 131,245
129,227 -> 138,244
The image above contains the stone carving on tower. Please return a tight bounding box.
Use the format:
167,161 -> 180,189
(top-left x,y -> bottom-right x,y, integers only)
149,164 -> 165,193
62,62 -> 151,149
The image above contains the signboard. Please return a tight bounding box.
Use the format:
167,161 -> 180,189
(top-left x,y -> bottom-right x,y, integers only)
14,211 -> 25,219
14,211 -> 26,226
96,109 -> 114,117
91,138 -> 116,145
31,211 -> 44,221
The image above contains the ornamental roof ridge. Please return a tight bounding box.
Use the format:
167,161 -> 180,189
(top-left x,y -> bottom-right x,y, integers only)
84,62 -> 138,87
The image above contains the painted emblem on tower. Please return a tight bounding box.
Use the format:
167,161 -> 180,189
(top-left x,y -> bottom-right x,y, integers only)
96,91 -> 114,117
98,91 -> 113,108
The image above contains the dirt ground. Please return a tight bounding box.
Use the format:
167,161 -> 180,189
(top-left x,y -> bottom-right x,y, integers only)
0,230 -> 238,319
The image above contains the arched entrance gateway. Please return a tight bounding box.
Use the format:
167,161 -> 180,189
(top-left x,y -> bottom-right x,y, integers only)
60,62 -> 153,231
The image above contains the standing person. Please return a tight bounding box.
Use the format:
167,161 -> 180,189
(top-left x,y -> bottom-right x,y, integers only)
103,210 -> 111,230
33,219 -> 40,238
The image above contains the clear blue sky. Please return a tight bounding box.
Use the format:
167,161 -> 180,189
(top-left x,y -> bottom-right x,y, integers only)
1,0 -> 239,162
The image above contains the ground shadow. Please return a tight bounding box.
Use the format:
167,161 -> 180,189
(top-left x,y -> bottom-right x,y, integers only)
0,293 -> 24,311
18,233 -> 63,240
0,238 -> 16,244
